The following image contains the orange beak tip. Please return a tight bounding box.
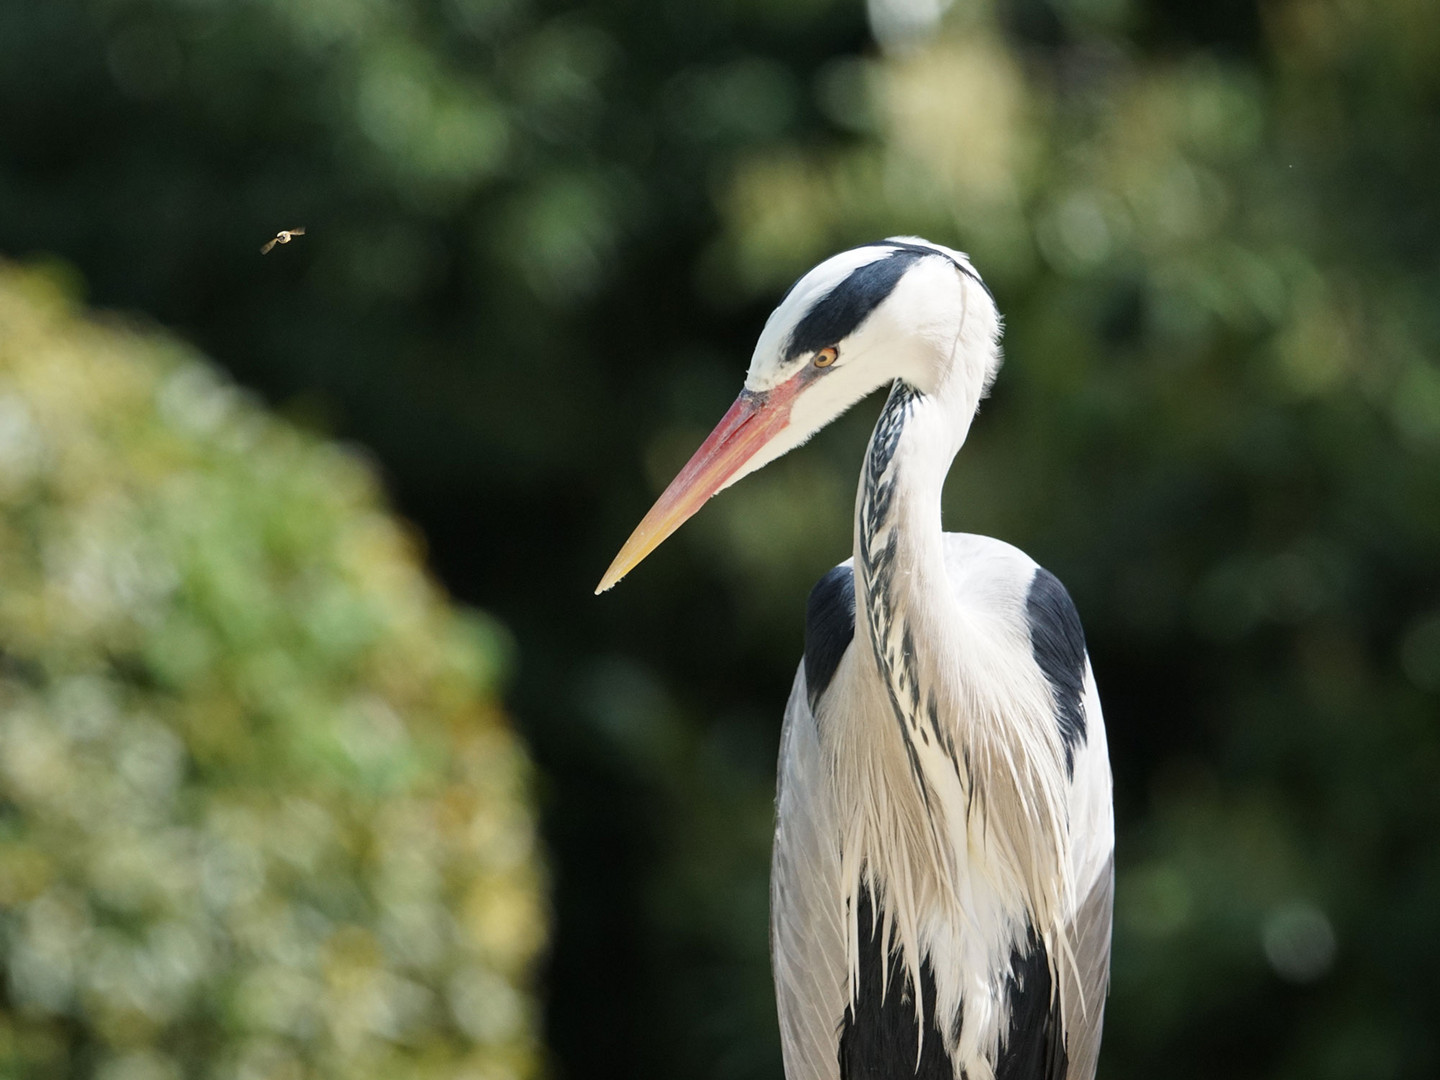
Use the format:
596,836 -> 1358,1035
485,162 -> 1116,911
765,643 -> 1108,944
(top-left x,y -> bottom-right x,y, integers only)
593,379 -> 801,599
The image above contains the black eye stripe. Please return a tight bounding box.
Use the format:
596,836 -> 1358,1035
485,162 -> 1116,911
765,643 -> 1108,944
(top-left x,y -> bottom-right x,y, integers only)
783,250 -> 925,362
858,239 -> 994,304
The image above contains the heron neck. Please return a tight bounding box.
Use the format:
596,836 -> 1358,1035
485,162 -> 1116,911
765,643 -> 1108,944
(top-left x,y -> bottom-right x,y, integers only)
855,379 -> 965,600
853,380 -> 971,752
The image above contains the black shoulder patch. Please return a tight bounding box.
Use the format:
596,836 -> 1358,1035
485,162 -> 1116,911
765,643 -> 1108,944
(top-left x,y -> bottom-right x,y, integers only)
1025,568 -> 1088,776
804,564 -> 855,711
839,890 -> 956,1080
785,250 -> 925,361
994,927 -> 1067,1080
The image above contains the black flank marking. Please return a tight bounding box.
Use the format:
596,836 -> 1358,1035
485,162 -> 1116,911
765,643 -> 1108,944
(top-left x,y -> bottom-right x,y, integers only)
994,927 -> 1067,1080
785,250 -> 925,361
1025,567 -> 1088,777
839,889 -> 956,1080
805,565 -> 856,712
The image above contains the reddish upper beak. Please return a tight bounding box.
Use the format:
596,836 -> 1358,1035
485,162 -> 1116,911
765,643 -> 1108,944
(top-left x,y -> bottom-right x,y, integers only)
595,373 -> 803,593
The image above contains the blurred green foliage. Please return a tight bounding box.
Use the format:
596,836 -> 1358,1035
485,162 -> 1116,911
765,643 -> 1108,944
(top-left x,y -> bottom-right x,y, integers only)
0,267 -> 544,1080
2,0 -> 1439,1078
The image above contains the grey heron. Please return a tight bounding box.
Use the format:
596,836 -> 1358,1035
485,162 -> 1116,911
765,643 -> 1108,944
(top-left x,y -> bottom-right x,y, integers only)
597,238 -> 1114,1080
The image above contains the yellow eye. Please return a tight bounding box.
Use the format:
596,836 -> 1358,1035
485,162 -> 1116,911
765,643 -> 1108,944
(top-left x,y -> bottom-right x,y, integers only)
814,346 -> 839,368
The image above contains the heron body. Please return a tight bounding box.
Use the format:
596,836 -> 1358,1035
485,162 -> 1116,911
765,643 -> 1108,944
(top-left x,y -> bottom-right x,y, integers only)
599,239 -> 1114,1079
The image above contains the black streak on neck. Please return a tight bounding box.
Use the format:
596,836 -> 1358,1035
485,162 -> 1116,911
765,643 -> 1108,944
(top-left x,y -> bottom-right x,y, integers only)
857,382 -> 931,798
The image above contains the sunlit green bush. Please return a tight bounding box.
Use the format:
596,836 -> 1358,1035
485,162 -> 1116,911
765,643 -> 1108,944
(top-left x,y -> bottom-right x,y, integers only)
0,264 -> 544,1080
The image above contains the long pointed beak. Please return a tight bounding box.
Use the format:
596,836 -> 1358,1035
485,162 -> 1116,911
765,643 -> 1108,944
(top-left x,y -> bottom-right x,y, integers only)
596,376 -> 802,594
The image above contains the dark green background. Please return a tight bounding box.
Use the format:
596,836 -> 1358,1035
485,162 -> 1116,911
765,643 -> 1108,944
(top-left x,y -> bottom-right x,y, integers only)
3,0 -> 1438,1077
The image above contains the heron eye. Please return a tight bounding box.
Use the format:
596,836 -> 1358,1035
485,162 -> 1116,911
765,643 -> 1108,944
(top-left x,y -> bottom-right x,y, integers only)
814,346 -> 839,368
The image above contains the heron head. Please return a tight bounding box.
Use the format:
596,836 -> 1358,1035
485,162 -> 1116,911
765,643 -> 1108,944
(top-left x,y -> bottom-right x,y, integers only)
596,237 -> 1000,593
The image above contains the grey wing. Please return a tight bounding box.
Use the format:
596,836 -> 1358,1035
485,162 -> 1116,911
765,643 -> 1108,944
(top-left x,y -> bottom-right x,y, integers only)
1062,854 -> 1113,1080
1002,543 -> 1113,1079
1058,665 -> 1114,1080
771,664 -> 846,1080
